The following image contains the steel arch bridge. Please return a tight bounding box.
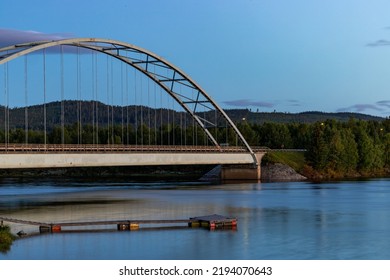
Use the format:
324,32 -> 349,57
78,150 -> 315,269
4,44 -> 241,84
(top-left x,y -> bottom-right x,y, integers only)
0,38 -> 257,164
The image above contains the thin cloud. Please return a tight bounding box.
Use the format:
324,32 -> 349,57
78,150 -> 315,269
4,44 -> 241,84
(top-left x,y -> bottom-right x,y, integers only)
366,39 -> 390,47
223,99 -> 275,108
377,100 -> 390,108
287,99 -> 302,107
0,28 -> 73,48
0,29 -> 93,55
337,104 -> 383,113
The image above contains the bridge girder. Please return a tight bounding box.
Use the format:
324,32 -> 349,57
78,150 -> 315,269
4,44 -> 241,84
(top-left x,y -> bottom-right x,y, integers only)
0,38 -> 256,164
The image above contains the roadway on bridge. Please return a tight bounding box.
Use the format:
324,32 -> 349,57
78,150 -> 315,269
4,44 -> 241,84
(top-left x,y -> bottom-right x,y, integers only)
0,144 -> 266,169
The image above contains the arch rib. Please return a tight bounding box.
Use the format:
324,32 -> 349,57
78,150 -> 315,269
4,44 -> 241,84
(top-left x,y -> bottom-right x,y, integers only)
0,38 -> 257,164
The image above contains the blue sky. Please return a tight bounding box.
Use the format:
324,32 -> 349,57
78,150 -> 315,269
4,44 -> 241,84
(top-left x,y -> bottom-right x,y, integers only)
1,0 -> 390,117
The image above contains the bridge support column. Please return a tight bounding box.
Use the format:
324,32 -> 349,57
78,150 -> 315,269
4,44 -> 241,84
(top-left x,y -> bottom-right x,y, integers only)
220,153 -> 265,181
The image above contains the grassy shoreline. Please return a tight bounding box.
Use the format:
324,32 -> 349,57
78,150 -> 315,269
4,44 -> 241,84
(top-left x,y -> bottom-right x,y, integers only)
0,224 -> 16,254
263,151 -> 390,181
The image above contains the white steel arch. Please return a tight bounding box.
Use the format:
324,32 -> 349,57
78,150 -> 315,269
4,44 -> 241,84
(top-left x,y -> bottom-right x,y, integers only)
0,38 -> 257,164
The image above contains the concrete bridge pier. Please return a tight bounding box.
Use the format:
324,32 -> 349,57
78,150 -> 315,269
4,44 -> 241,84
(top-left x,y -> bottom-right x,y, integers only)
220,153 -> 265,181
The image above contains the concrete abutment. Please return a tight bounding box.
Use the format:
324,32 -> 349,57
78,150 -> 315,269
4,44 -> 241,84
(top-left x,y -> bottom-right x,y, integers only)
221,153 -> 265,181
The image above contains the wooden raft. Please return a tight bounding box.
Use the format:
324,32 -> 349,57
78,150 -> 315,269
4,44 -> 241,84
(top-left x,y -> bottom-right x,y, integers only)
188,214 -> 237,229
0,214 -> 237,233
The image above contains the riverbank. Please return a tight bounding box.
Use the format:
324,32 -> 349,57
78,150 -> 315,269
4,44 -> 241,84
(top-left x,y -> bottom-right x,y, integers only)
301,165 -> 390,181
0,165 -> 216,182
261,162 -> 307,182
0,224 -> 15,254
264,151 -> 390,181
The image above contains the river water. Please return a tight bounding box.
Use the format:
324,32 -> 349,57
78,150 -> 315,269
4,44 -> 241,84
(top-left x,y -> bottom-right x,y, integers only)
0,178 -> 390,260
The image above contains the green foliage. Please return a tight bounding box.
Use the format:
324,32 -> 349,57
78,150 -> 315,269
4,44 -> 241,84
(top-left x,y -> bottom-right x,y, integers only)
353,122 -> 385,173
254,122 -> 293,149
254,118 -> 389,178
263,151 -> 306,172
338,128 -> 359,173
236,121 -> 259,146
306,122 -> 329,170
304,119 -> 387,177
384,133 -> 390,168
0,224 -> 16,254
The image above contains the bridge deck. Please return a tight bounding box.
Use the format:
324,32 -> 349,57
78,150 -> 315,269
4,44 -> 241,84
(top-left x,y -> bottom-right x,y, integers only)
0,144 -> 269,169
0,144 -> 270,153
0,152 -> 262,169
0,145 -> 306,171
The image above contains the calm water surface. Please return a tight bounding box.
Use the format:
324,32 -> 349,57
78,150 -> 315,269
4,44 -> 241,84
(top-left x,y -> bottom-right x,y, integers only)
0,178 -> 390,260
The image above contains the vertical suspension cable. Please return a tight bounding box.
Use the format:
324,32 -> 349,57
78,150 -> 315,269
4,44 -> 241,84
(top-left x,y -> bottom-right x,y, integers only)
180,85 -> 183,146
91,51 -> 95,145
160,86 -> 163,146
167,69 -> 170,146
194,116 -> 197,147
2,64 -> 4,146
60,46 -> 65,145
167,90 -> 170,146
7,62 -> 9,147
76,48 -> 81,145
3,61 -> 9,148
154,67 -> 157,145
184,96 -> 187,147
2,64 -> 5,146
95,52 -> 99,145
79,48 -> 82,145
126,60 -> 129,145
24,55 -> 28,145
147,76 -> 151,145
192,89 -> 195,146
172,95 -> 175,146
204,110 -> 207,145
140,71 -> 143,146
106,55 -> 110,144
110,57 -> 114,145
179,105 -> 184,146
121,62 -> 124,145
43,49 -> 47,148
215,107 -> 218,145
134,69 -> 137,146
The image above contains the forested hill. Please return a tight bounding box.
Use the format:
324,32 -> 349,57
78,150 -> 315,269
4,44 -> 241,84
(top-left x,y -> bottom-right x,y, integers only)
0,101 -> 388,179
224,109 -> 384,124
0,100 -> 385,130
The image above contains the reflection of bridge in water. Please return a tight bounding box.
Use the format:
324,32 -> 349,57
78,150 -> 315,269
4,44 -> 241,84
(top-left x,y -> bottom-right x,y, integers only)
0,38 -> 265,180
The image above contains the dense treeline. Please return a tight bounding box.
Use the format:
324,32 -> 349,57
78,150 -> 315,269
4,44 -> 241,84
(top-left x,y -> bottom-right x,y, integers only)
0,102 -> 389,178
0,123 -> 213,147
1,118 -> 389,177
249,119 -> 390,177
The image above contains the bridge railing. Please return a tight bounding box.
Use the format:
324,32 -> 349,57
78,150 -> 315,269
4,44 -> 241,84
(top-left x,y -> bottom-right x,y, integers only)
0,144 -> 254,153
0,144 -> 305,154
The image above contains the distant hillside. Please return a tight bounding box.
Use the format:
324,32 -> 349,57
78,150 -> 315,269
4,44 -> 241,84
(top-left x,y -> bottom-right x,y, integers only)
0,101 -> 188,130
0,101 -> 385,130
224,109 -> 384,124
